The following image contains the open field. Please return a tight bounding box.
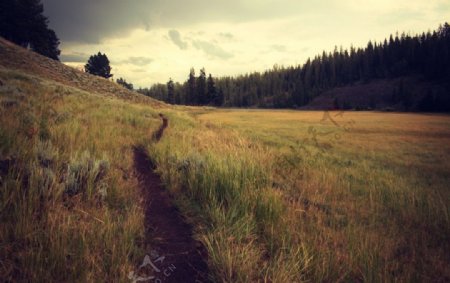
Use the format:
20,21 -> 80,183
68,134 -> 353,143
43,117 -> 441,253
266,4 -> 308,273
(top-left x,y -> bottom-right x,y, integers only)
150,108 -> 450,282
1,65 -> 449,282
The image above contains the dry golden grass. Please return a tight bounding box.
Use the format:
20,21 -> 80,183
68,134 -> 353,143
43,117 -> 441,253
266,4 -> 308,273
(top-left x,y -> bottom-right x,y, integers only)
191,109 -> 450,282
0,68 -> 162,282
1,62 -> 449,282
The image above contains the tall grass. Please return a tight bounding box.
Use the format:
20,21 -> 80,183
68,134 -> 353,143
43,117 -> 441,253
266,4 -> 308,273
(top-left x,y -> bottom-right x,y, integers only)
0,69 -> 160,282
146,112 -> 311,282
141,108 -> 450,282
188,109 -> 450,282
1,67 -> 449,282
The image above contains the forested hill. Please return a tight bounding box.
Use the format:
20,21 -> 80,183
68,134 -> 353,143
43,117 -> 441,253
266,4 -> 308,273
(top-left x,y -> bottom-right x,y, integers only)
139,23 -> 450,111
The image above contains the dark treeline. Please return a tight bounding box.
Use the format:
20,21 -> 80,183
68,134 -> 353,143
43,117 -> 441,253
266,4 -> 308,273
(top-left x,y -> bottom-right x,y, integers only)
139,68 -> 224,106
139,23 -> 450,111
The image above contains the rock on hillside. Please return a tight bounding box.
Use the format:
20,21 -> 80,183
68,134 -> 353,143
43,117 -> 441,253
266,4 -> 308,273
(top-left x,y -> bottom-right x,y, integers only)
0,37 -> 164,106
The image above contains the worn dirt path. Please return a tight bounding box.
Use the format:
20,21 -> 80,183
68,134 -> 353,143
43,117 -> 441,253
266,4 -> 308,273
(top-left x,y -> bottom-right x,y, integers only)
133,115 -> 209,283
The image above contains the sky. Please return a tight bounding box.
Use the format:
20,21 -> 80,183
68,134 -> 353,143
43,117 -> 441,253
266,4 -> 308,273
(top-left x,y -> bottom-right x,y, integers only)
42,0 -> 450,88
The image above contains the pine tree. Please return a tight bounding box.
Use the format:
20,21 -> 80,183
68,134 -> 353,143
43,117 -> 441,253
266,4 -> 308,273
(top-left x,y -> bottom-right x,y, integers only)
206,74 -> 216,105
197,68 -> 207,105
167,78 -> 175,104
0,0 -> 60,60
85,52 -> 113,79
0,0 -> 16,43
187,68 -> 196,105
31,28 -> 60,60
215,87 -> 225,106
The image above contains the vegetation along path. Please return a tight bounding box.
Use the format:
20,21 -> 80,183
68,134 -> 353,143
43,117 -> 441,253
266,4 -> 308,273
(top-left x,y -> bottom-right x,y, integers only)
133,114 -> 209,283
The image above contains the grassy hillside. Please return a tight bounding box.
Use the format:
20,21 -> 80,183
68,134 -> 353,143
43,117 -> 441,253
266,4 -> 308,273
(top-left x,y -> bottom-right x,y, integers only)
0,66 -> 167,281
0,38 -> 164,106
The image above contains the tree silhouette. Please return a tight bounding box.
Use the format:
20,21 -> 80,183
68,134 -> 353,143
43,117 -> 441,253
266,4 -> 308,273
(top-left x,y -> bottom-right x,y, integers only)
0,0 -> 60,60
31,28 -> 60,60
186,68 -> 196,105
167,78 -> 175,104
206,74 -> 217,105
197,68 -> 207,105
85,52 -> 113,79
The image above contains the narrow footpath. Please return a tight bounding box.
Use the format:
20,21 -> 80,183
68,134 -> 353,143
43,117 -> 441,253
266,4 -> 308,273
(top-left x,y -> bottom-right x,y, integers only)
133,114 -> 209,283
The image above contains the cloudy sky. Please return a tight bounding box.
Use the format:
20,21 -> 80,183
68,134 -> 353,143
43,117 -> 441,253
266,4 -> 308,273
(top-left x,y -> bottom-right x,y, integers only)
42,0 -> 450,87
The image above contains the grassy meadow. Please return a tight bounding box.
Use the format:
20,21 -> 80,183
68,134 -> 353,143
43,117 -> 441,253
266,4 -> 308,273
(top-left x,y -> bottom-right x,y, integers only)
149,109 -> 450,282
1,67 -> 449,282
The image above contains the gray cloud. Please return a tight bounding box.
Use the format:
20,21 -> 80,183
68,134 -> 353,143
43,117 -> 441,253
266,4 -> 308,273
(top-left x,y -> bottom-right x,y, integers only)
43,0 -> 153,43
116,57 -> 154,66
42,0 -> 331,43
193,40 -> 233,60
61,53 -> 153,66
168,30 -> 188,50
60,52 -> 89,62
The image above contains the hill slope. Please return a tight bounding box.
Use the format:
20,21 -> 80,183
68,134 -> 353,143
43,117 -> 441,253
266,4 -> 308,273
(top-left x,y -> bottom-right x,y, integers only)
0,37 -> 164,106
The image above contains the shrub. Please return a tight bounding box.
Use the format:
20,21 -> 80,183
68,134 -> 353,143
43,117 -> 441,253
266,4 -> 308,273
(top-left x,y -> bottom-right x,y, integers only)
64,151 -> 110,200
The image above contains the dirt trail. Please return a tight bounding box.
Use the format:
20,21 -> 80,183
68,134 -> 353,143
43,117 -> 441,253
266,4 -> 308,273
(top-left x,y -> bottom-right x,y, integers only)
133,114 -> 209,283
152,113 -> 168,142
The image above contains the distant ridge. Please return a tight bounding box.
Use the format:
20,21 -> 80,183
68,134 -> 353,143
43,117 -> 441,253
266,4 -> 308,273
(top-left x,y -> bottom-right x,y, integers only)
0,37 -> 164,107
